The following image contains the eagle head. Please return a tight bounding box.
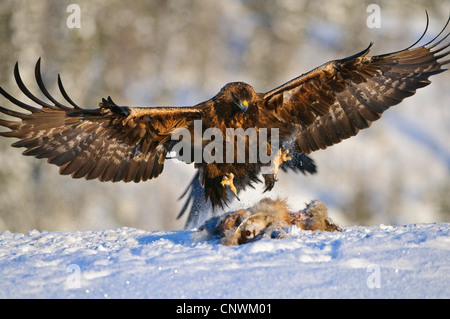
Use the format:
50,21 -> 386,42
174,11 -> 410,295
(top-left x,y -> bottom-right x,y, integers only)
216,82 -> 257,114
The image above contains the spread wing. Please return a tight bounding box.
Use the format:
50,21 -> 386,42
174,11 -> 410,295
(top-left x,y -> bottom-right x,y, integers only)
0,59 -> 202,182
262,18 -> 450,154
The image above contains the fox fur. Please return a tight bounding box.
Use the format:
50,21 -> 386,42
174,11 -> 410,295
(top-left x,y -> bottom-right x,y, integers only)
194,197 -> 342,245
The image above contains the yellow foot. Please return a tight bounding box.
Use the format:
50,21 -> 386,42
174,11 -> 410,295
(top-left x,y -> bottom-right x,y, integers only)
272,149 -> 292,176
221,173 -> 239,200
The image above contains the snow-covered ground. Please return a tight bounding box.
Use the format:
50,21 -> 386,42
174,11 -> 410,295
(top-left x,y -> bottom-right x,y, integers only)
1,223 -> 449,299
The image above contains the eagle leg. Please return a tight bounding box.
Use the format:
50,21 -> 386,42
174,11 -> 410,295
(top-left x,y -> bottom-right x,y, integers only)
221,173 -> 240,201
262,148 -> 291,193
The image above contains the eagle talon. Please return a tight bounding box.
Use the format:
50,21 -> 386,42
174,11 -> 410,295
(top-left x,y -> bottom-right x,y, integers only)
272,148 -> 292,176
221,173 -> 240,200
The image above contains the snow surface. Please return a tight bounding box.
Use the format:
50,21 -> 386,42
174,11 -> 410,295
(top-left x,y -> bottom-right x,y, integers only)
0,223 -> 449,299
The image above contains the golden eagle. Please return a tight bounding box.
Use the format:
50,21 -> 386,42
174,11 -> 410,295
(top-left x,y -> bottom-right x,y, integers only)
0,17 -> 449,227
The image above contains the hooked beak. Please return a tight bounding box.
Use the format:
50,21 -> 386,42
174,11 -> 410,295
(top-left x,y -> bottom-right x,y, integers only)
238,100 -> 249,113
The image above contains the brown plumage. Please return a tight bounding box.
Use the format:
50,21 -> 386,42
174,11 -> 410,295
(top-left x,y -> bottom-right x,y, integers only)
0,17 -> 449,225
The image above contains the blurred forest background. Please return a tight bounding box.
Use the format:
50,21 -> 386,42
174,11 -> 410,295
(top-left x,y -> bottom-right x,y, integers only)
0,0 -> 449,233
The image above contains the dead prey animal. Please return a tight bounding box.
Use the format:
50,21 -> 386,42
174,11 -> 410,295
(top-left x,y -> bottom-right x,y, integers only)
194,198 -> 342,245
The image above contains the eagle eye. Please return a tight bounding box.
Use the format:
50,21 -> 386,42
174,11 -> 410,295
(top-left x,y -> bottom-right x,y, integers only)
231,93 -> 249,113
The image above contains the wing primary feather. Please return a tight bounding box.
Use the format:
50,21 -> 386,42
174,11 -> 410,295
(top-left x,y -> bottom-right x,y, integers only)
425,14 -> 450,48
430,40 -> 450,55
405,10 -> 430,50
0,86 -> 42,114
435,49 -> 450,61
57,74 -> 82,109
0,118 -> 20,129
34,59 -> 73,111
13,62 -> 54,108
339,42 -> 373,63
377,12 -> 430,59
